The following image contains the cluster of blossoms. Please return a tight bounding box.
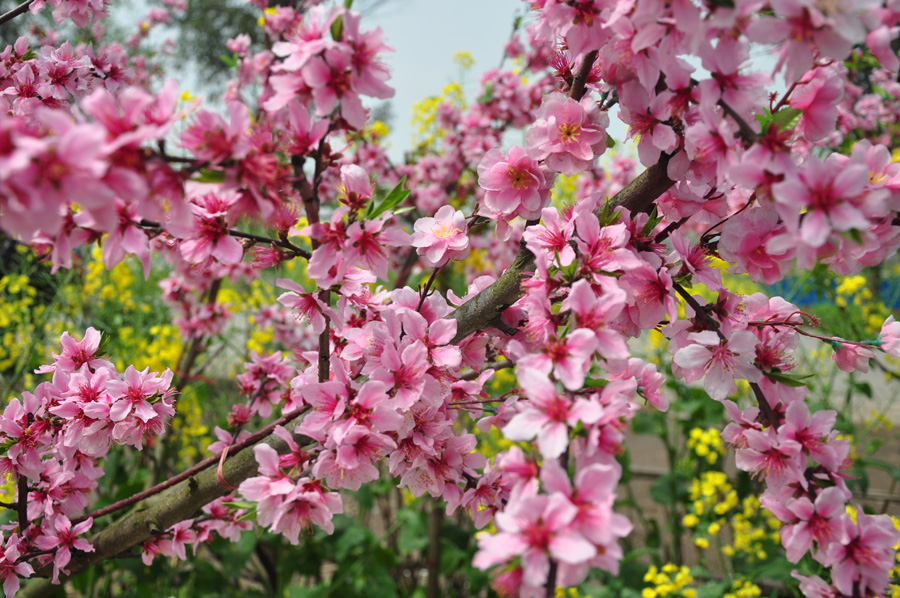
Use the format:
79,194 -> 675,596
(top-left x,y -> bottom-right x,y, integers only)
0,2 -> 398,283
139,496 -> 254,565
2,0 -> 900,595
665,286 -> 900,595
0,328 -> 175,594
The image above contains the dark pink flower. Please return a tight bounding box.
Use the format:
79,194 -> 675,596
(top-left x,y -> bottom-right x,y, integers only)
503,369 -> 601,458
175,192 -> 244,265
616,82 -> 678,167
0,534 -> 34,597
772,155 -> 870,249
40,327 -> 111,374
790,67 -> 844,142
673,330 -> 762,401
474,492 -> 595,587
718,208 -> 794,285
477,146 -> 552,221
775,486 -> 848,562
180,102 -> 251,165
824,510 -> 900,596
277,278 -> 333,335
34,515 -> 94,583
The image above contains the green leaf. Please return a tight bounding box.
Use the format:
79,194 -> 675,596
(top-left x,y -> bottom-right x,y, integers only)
622,546 -> 661,562
220,53 -> 238,69
96,329 -> 111,358
192,169 -> 225,184
396,509 -> 427,553
330,14 -> 344,41
755,108 -> 773,129
289,586 -> 331,598
365,176 -> 411,220
771,107 -> 802,132
236,504 -> 258,522
223,500 -> 256,510
336,525 -> 369,560
649,472 -> 689,506
584,377 -> 609,388
752,557 -> 797,583
606,136 -> 616,149
641,206 -> 663,236
597,198 -> 622,226
478,81 -> 495,104
852,380 -> 873,398
764,371 -> 813,388
873,84 -> 893,100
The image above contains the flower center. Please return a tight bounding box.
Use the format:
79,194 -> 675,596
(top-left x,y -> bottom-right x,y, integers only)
430,222 -> 457,239
507,166 -> 532,190
558,122 -> 581,143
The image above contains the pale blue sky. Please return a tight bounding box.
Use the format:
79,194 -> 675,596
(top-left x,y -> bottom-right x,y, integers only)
361,0 -> 524,159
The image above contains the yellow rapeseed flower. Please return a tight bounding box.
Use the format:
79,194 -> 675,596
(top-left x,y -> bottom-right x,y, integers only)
452,51 -> 475,71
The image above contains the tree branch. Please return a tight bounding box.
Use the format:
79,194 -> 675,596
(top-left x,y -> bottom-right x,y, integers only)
672,282 -> 779,427
448,153 -> 675,344
74,406 -> 309,525
719,99 -> 757,147
570,50 -> 598,101
0,0 -> 34,27
138,220 -> 311,261
20,408 -> 311,598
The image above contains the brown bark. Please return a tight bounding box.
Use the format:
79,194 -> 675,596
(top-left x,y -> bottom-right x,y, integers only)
19,427 -> 303,598
22,148 -> 678,596
448,154 -> 674,344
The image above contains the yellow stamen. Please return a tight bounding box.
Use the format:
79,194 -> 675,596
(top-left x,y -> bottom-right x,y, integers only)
430,223 -> 457,239
507,166 -> 532,190
558,122 -> 581,143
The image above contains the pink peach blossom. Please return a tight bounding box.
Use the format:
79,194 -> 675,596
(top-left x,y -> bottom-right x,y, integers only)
411,205 -> 470,268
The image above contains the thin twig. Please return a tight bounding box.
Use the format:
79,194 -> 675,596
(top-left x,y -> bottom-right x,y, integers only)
16,474 -> 27,530
672,282 -> 779,426
719,99 -> 757,146
689,78 -> 757,146
570,50 -> 598,101
318,291 -> 331,383
73,405 -> 310,524
416,267 -> 442,312
699,193 -> 755,243
16,414 -> 32,529
654,217 -> 688,244
138,220 -> 311,260
460,361 -> 515,380
0,0 -> 34,27
772,80 -> 800,113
